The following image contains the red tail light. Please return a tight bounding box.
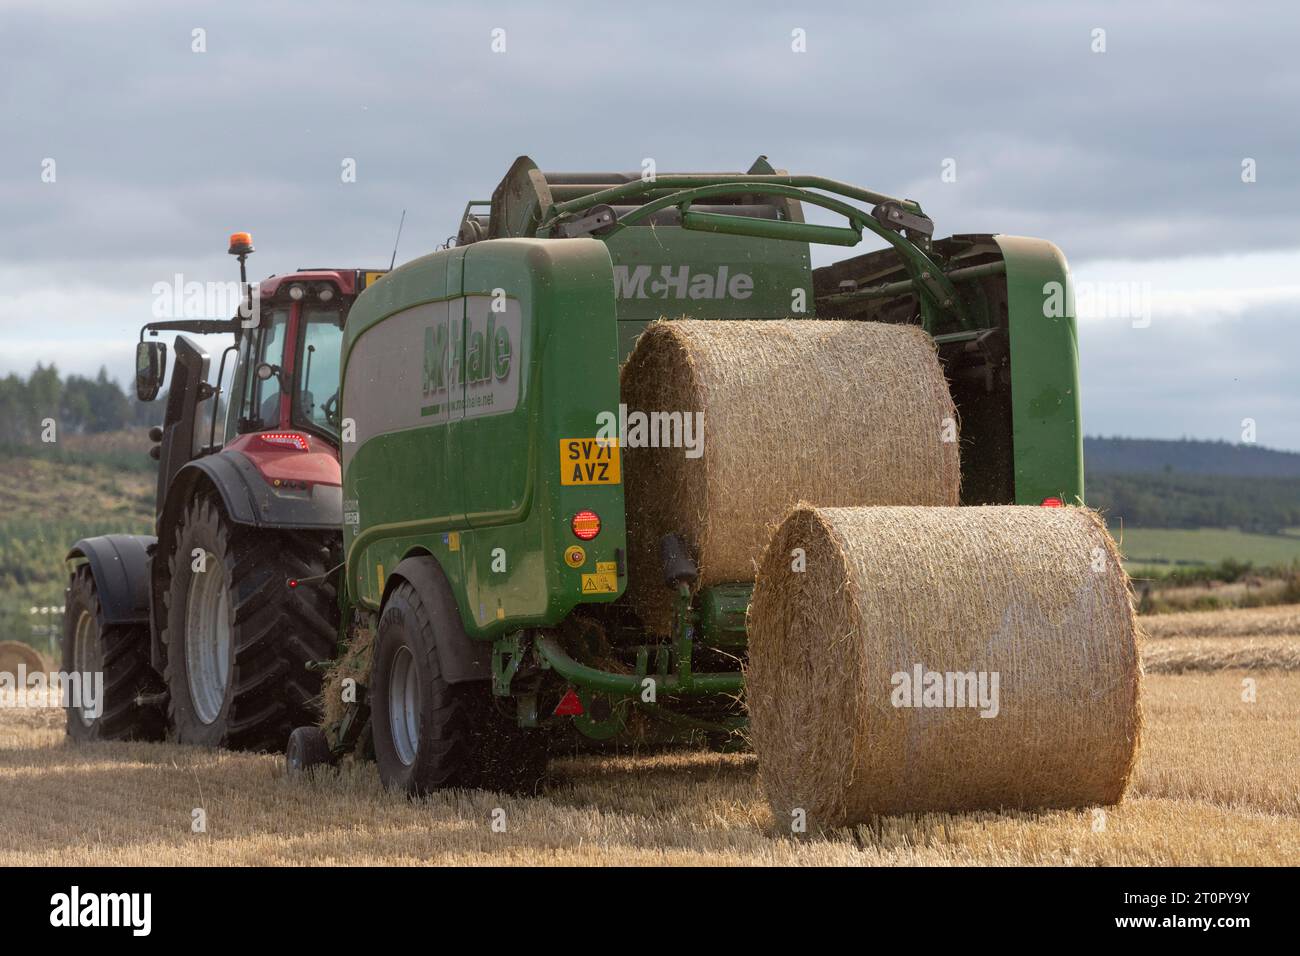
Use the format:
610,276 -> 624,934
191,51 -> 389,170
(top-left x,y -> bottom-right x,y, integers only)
1041,497 -> 1064,508
260,432 -> 310,452
553,688 -> 584,716
571,510 -> 601,540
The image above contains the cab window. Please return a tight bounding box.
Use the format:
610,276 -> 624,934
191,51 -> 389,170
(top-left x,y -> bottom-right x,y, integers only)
240,306 -> 289,431
296,305 -> 344,439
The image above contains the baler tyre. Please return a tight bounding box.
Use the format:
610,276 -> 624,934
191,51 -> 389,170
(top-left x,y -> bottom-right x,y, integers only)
62,566 -> 165,742
371,581 -> 548,796
162,495 -> 338,752
286,726 -> 334,776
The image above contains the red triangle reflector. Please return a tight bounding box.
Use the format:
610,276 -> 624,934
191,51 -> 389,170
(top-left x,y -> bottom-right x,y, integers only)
553,688 -> 584,716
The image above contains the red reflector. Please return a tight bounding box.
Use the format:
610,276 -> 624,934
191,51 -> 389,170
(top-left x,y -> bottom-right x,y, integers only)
571,509 -> 601,540
287,579 -> 299,589
261,431 -> 310,452
1041,497 -> 1064,508
553,688 -> 584,716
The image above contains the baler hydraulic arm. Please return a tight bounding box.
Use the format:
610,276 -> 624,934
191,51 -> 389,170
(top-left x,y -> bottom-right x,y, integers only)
538,174 -> 973,329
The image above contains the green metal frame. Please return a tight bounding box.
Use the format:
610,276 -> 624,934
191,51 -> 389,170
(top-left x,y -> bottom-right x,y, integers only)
539,175 -> 971,329
532,600 -> 743,699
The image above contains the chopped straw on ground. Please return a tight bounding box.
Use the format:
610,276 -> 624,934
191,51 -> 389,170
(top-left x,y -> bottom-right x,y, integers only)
1143,637 -> 1300,673
1141,603 -> 1300,641
320,628 -> 375,729
1139,604 -> 1300,672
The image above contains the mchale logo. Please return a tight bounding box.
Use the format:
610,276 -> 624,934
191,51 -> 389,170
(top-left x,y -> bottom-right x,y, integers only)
49,886 -> 151,936
422,314 -> 514,397
613,264 -> 754,301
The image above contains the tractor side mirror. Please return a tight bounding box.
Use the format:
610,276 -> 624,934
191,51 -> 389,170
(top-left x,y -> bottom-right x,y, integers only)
136,340 -> 167,401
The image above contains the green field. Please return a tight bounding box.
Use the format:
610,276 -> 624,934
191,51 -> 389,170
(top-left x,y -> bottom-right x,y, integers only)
0,434 -> 153,649
1115,526 -> 1300,572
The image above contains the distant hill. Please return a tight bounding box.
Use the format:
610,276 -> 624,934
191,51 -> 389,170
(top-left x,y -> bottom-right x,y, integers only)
0,432 -> 154,648
1085,437 -> 1300,478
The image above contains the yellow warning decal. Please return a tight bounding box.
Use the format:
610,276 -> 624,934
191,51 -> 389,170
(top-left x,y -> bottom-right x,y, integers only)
581,568 -> 618,594
376,563 -> 385,596
363,270 -> 389,288
559,438 -> 621,485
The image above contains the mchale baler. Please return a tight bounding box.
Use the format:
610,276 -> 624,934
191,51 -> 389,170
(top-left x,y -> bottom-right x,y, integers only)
288,156 -> 1083,797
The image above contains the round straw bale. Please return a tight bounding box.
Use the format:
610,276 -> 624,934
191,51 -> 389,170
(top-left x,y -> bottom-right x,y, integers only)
0,640 -> 47,677
621,319 -> 959,634
746,504 -> 1142,827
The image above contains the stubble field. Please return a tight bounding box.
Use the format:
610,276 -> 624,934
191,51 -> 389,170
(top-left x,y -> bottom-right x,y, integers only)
1,605 -> 1297,866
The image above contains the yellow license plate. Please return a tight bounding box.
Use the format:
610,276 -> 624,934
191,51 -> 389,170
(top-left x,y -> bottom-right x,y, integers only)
559,438 -> 621,485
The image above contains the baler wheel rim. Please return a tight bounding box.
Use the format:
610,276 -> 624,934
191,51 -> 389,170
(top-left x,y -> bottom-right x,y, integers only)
388,644 -> 421,766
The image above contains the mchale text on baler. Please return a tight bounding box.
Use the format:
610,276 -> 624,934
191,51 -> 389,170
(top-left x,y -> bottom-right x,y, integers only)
63,233 -> 388,750
287,156 -> 1086,796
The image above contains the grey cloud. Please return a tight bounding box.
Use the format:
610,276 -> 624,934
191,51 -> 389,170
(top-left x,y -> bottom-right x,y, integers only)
0,0 -> 1296,446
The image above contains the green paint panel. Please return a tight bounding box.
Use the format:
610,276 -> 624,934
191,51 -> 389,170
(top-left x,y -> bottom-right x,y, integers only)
341,239 -> 626,639
602,227 -> 812,359
996,235 -> 1084,505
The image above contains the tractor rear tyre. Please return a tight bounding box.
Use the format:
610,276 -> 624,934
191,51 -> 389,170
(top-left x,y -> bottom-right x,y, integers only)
162,494 -> 337,751
371,581 -> 548,796
286,726 -> 334,776
62,566 -> 166,742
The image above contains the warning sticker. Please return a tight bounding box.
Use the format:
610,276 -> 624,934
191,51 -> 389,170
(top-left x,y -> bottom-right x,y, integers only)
581,569 -> 618,594
560,438 -> 621,485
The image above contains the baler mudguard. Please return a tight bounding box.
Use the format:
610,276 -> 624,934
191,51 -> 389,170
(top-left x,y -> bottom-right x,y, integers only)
383,555 -> 492,684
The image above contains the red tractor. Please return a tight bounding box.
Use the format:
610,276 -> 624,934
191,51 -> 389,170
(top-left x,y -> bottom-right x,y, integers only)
63,233 -> 385,750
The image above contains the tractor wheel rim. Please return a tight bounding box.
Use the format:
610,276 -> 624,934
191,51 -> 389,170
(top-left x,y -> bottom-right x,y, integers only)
184,553 -> 231,725
72,610 -> 100,725
388,645 -> 420,766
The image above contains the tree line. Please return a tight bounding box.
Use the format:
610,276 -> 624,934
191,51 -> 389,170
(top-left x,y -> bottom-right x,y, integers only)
1089,472 -> 1300,534
0,365 -> 156,446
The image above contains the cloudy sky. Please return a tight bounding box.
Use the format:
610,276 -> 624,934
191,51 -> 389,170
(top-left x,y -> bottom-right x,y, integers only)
2,1 -> 1297,448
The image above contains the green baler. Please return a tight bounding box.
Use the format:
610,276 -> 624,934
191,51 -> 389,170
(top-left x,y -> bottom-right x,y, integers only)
289,156 -> 1082,794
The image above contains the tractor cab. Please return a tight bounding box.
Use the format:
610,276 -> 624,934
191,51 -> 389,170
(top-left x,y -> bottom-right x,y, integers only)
134,233 -> 387,510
